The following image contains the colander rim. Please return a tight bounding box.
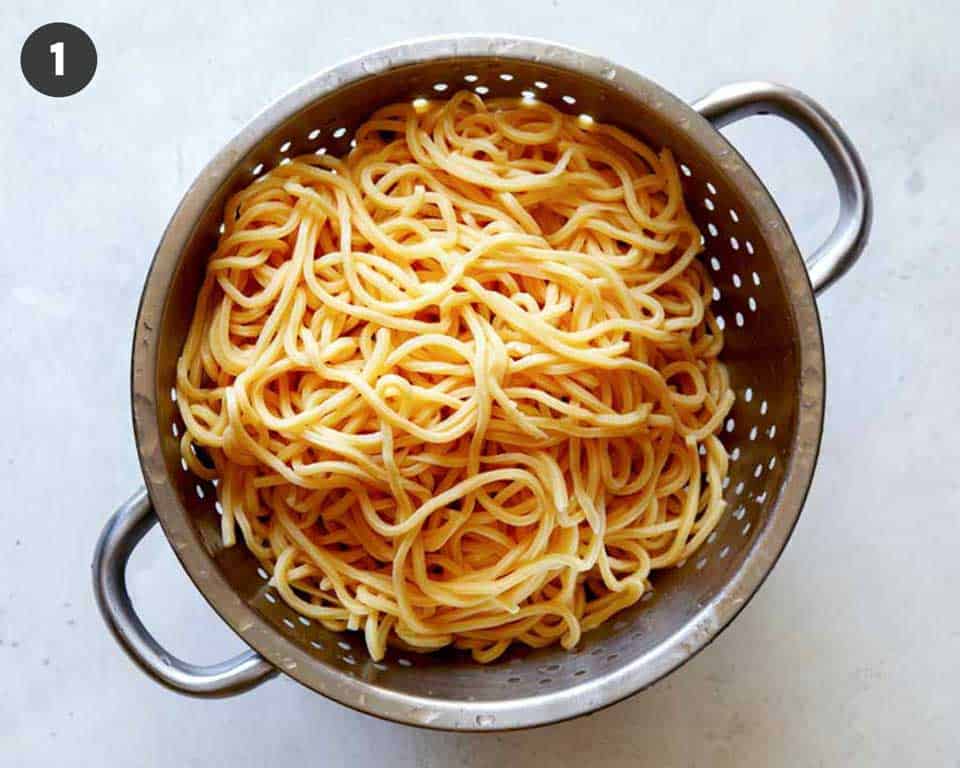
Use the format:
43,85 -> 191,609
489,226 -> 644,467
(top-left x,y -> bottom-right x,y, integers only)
129,34 -> 824,730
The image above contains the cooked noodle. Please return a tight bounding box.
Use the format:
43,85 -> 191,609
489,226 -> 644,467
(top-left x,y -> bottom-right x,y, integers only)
176,91 -> 734,663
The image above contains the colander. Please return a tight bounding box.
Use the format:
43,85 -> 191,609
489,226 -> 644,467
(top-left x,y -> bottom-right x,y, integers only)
92,36 -> 871,730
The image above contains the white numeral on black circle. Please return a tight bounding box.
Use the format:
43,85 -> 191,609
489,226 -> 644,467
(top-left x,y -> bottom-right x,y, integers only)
49,41 -> 64,76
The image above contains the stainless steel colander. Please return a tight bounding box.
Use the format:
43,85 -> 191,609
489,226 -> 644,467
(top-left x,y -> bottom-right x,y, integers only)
92,36 -> 871,731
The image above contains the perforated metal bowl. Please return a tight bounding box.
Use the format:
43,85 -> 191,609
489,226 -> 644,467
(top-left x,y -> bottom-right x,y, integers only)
93,36 -> 871,730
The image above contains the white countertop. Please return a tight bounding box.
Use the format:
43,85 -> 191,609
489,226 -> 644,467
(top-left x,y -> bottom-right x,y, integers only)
2,1 -> 958,765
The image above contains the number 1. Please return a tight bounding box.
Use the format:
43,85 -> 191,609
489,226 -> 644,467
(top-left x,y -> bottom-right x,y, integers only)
50,41 -> 64,77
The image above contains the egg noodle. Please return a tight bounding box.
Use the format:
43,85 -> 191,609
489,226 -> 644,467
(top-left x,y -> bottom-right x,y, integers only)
176,91 -> 734,663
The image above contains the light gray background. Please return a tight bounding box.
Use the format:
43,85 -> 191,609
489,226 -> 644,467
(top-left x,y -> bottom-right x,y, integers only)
1,1 -> 957,766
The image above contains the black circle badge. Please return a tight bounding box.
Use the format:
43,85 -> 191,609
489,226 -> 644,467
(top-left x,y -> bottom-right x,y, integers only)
21,23 -> 97,97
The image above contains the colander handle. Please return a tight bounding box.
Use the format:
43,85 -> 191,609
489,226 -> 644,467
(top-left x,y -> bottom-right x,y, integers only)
693,81 -> 872,294
92,489 -> 277,697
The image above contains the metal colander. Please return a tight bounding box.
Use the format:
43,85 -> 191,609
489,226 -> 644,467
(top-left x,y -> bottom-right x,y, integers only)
93,36 -> 871,731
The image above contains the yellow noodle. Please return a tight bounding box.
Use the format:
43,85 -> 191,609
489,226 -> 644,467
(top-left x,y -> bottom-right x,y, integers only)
176,93 -> 734,663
